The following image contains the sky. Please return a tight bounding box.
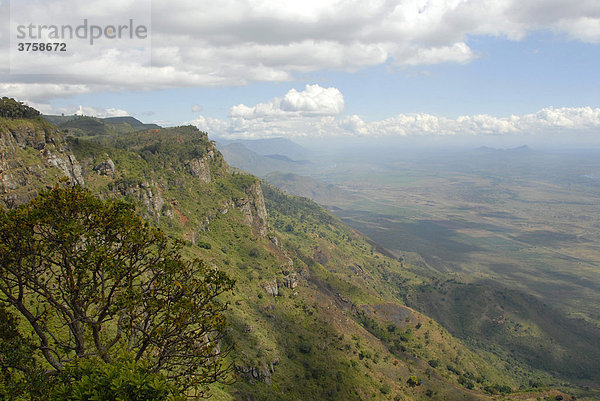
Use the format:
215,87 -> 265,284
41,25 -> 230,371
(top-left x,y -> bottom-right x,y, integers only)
1,0 -> 599,142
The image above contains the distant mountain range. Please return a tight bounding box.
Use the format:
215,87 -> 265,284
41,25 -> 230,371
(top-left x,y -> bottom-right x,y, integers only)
476,145 -> 533,153
215,136 -> 309,160
264,171 -> 355,207
216,139 -> 312,176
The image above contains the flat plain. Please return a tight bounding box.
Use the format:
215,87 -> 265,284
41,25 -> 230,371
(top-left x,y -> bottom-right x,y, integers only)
312,147 -> 600,327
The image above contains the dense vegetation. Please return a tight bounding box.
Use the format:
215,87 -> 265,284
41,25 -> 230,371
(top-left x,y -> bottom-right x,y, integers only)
43,114 -> 161,137
0,185 -> 234,399
0,97 -> 40,119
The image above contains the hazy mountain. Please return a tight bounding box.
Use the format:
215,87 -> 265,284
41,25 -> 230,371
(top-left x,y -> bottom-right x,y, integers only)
475,145 -> 533,153
216,137 -> 309,160
218,142 -> 310,176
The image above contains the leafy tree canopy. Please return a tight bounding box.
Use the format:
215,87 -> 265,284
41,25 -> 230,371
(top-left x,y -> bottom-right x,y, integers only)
0,97 -> 41,119
0,184 -> 235,398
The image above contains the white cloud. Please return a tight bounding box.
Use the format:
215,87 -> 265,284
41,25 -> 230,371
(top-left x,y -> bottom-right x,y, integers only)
19,99 -> 131,118
71,106 -> 130,118
520,106 -> 600,130
352,107 -> 600,137
397,42 -> 475,66
230,84 -> 344,118
188,86 -> 600,139
280,85 -> 345,115
0,83 -> 93,102
1,0 -> 599,100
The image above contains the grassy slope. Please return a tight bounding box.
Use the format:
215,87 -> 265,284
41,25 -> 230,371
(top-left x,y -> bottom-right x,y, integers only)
0,119 -> 577,400
303,164 -> 600,396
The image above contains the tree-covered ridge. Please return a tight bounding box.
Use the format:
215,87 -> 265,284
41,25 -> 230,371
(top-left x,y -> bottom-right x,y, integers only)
43,115 -> 163,137
0,97 -> 40,119
111,126 -> 215,165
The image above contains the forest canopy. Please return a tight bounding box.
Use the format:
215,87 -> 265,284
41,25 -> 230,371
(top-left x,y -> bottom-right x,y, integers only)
0,97 -> 41,119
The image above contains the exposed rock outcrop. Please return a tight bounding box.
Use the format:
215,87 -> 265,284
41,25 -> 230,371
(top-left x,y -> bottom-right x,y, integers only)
235,181 -> 268,237
185,150 -> 214,183
235,359 -> 279,385
140,183 -> 164,218
219,200 -> 234,215
116,180 -> 165,220
0,157 -> 19,193
262,279 -> 279,297
282,273 -> 298,289
46,151 -> 84,185
93,158 -> 116,176
0,120 -> 84,205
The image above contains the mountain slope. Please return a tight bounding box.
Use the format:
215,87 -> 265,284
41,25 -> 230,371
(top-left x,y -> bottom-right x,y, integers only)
43,114 -> 161,137
0,115 -> 579,400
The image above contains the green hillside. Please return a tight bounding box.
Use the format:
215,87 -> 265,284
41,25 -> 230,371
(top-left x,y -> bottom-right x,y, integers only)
259,146 -> 600,396
0,112 -> 584,400
43,114 -> 161,137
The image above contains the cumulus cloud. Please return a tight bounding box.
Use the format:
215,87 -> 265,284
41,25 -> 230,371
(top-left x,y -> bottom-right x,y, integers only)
0,83 -> 93,102
2,0 -> 599,101
71,106 -> 130,118
20,101 -> 131,118
230,84 -> 344,119
189,87 -> 600,139
345,107 -> 600,137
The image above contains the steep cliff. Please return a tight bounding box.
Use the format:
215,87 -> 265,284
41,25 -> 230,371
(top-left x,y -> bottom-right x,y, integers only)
0,118 -> 83,205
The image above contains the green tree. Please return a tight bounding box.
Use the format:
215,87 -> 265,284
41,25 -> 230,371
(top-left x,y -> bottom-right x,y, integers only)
0,306 -> 47,400
0,185 -> 235,398
0,97 -> 41,119
49,357 -> 184,401
407,376 -> 421,387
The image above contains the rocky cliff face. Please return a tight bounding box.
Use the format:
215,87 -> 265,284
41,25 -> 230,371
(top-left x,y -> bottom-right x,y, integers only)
93,157 -> 116,176
0,119 -> 269,242
0,118 -> 84,205
115,179 -> 166,221
235,181 -> 268,237
186,150 -> 213,183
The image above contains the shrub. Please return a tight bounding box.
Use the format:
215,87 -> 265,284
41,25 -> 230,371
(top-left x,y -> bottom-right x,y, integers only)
197,240 -> 212,249
407,376 -> 421,387
428,359 -> 440,368
49,357 -> 184,401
